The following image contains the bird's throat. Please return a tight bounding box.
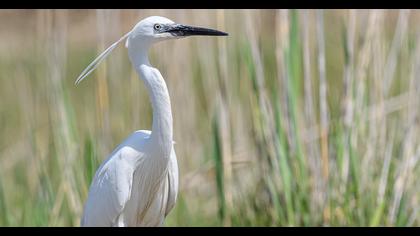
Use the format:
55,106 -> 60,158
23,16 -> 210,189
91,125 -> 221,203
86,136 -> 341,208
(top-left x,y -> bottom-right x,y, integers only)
129,41 -> 173,160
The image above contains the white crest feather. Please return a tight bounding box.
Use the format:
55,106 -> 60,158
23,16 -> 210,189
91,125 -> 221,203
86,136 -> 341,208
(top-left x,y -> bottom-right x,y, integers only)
75,31 -> 132,85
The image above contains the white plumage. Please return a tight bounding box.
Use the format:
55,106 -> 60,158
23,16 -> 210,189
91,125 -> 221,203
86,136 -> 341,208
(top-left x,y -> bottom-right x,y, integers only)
75,16 -> 227,227
81,130 -> 178,226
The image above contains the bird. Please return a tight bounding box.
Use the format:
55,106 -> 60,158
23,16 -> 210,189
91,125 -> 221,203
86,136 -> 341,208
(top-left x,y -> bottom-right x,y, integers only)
75,16 -> 228,227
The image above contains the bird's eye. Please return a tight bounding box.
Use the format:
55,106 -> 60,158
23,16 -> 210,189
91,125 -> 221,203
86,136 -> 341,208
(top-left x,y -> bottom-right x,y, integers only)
154,24 -> 161,30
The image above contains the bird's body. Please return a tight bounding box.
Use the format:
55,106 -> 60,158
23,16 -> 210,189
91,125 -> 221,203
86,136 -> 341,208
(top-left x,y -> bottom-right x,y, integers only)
81,130 -> 178,226
82,56 -> 177,227
76,16 -> 227,227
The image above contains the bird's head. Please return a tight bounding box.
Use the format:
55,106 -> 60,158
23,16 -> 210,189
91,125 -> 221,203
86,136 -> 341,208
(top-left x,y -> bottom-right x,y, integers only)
75,15 -> 228,85
126,16 -> 228,46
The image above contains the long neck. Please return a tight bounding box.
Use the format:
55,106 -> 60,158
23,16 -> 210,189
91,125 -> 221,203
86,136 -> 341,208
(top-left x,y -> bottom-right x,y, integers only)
129,41 -> 173,157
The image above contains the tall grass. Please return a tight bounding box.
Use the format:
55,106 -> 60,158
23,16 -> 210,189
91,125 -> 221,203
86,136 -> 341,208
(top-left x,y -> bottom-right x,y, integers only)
0,9 -> 419,226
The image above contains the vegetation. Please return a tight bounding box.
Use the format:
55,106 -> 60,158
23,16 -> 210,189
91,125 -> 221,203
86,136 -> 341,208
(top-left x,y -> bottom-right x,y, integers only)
0,9 -> 419,226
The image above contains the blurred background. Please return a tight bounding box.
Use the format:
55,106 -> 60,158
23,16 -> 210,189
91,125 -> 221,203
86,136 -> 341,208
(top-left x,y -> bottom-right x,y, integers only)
0,9 -> 419,226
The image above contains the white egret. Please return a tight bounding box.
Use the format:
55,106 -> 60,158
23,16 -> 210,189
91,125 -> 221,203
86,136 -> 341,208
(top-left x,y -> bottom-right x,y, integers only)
75,16 -> 227,227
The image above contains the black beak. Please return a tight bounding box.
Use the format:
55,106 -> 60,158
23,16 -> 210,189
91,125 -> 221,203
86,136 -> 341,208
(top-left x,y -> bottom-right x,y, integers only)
163,24 -> 228,37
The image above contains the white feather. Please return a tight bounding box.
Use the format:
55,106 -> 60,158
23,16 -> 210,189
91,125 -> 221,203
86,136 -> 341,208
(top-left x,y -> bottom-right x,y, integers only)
75,30 -> 132,85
